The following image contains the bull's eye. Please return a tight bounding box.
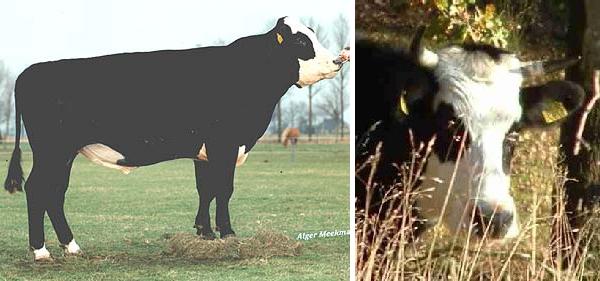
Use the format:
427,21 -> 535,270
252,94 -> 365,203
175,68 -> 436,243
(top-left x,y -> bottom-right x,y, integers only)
502,132 -> 519,173
448,120 -> 456,128
295,37 -> 307,46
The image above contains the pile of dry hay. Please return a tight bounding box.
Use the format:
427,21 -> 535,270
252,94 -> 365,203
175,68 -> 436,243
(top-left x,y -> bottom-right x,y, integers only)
165,230 -> 302,260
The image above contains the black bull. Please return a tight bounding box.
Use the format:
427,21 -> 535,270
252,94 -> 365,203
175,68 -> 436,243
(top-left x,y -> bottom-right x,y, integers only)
3,19 -> 346,252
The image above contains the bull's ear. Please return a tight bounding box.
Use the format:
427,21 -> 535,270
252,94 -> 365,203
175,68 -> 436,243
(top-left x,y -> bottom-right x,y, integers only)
518,80 -> 584,128
391,75 -> 435,121
274,17 -> 290,46
276,17 -> 286,26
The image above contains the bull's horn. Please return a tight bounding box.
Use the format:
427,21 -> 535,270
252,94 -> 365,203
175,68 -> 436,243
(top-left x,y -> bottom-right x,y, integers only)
519,57 -> 581,78
410,26 -> 438,68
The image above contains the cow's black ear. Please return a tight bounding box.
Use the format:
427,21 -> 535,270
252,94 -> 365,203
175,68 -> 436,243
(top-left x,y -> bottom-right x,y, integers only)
273,17 -> 290,46
518,80 -> 584,128
391,74 -> 435,121
276,17 -> 286,26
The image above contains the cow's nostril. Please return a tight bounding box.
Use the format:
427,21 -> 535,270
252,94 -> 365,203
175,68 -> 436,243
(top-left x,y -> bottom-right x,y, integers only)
472,201 -> 513,239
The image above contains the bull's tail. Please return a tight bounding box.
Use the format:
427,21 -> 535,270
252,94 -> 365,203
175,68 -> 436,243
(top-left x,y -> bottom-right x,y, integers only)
4,98 -> 23,193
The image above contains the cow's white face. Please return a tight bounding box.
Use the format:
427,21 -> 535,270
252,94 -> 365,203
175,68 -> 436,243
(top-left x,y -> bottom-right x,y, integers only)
416,46 -> 525,240
282,17 -> 343,87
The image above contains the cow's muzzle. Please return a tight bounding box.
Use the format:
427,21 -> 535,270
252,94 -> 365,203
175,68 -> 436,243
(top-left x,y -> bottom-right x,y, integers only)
471,200 -> 514,239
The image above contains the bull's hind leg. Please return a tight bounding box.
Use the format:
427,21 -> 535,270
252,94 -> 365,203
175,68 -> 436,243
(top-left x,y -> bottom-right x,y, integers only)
193,160 -> 217,239
25,159 -> 51,261
26,151 -> 80,261
46,152 -> 82,256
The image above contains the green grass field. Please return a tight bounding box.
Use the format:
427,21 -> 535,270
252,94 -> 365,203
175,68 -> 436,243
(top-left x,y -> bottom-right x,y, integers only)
0,143 -> 349,281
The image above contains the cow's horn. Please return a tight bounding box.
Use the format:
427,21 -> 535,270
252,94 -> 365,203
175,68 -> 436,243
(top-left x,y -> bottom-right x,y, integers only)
410,26 -> 438,68
519,57 -> 581,79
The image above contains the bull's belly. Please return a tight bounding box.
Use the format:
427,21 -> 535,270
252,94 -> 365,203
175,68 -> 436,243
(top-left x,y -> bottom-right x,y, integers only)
79,143 -> 248,174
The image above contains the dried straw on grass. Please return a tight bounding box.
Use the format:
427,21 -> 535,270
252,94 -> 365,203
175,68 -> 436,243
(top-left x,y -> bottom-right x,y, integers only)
165,230 -> 302,260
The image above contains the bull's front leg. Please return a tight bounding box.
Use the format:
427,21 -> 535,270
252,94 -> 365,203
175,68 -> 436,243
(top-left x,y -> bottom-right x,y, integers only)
194,140 -> 238,239
210,142 -> 238,238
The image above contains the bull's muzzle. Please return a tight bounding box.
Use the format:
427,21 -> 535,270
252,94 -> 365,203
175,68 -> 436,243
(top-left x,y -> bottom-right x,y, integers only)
471,200 -> 514,239
333,47 -> 351,66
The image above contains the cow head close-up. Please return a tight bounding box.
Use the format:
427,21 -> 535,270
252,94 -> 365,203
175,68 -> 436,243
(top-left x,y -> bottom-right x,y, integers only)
404,28 -> 584,240
274,17 -> 347,87
357,27 -> 584,241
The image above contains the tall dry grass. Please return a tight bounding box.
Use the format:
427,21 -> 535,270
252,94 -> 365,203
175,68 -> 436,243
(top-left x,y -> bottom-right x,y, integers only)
356,129 -> 600,280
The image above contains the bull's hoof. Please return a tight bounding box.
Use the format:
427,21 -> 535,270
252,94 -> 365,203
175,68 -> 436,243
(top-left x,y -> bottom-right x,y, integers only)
34,256 -> 55,263
221,233 -> 236,239
219,230 -> 236,239
194,225 -> 217,240
62,248 -> 84,257
197,231 -> 217,240
61,240 -> 83,257
32,246 -> 54,263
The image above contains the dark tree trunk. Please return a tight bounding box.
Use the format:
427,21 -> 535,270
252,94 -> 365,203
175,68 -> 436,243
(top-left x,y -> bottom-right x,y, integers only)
308,86 -> 313,142
559,0 -> 597,265
339,70 -> 345,141
277,101 -> 282,143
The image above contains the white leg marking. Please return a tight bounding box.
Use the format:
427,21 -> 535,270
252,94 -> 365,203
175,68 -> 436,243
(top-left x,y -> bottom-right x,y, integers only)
33,244 -> 52,261
64,239 -> 82,255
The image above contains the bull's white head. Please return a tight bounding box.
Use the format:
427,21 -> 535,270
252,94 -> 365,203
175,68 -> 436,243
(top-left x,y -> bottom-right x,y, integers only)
275,17 -> 348,87
404,28 -> 584,240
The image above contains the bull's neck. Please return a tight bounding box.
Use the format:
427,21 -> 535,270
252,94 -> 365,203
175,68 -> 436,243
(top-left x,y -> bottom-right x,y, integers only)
228,32 -> 299,95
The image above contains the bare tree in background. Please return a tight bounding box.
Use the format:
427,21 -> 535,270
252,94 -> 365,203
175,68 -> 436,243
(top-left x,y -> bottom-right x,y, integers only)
331,14 -> 350,140
2,77 -> 14,141
317,89 -> 349,136
0,60 -> 14,142
558,0 -> 600,264
276,100 -> 282,142
284,100 -> 307,128
302,17 -> 329,142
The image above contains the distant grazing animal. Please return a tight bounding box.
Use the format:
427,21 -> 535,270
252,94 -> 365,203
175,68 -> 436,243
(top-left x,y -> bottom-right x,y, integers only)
282,127 -> 301,147
4,16 -> 349,261
356,28 -> 584,241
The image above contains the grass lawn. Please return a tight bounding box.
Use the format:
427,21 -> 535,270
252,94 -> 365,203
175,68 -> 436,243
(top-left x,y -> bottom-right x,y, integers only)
0,143 -> 350,281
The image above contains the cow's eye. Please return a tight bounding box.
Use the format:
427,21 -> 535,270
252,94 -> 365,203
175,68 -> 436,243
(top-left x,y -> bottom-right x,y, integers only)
295,37 -> 307,46
308,27 -> 315,33
502,132 -> 519,173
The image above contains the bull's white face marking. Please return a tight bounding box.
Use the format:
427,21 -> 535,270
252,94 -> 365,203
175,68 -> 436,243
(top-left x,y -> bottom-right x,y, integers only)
64,239 -> 82,255
283,17 -> 342,87
33,244 -> 51,261
417,46 -> 523,239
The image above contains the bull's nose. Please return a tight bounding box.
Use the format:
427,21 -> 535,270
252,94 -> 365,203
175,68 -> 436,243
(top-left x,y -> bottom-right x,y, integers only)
472,201 -> 514,239
333,48 -> 351,65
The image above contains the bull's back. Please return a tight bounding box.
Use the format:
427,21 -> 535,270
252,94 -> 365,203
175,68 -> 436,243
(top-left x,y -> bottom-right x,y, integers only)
15,48 -> 227,154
